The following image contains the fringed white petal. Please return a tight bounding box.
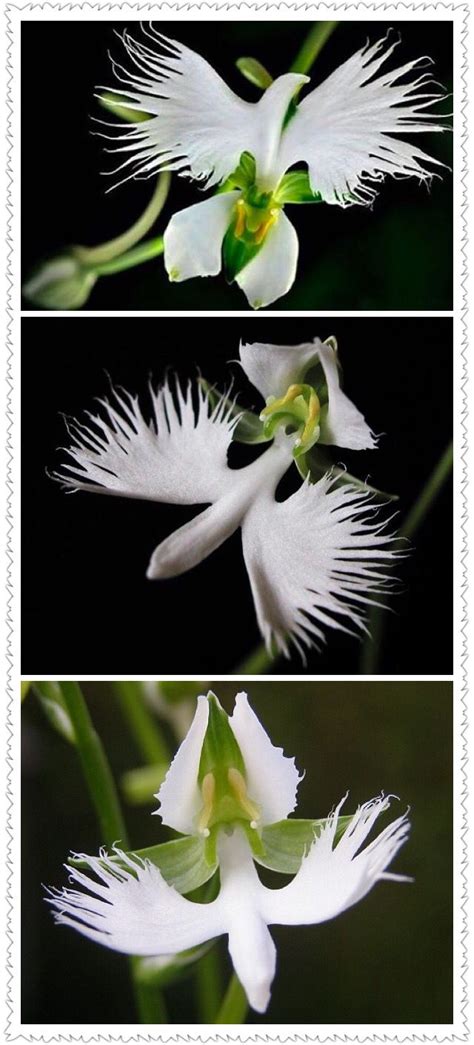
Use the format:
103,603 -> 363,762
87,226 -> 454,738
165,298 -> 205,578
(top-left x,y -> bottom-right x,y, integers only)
262,794 -> 411,926
46,845 -> 224,954
52,376 -> 237,505
235,212 -> 299,309
316,340 -> 377,450
279,33 -> 450,206
156,694 -> 209,834
100,25 -> 306,191
229,692 -> 302,824
239,338 -> 320,401
164,192 -> 239,282
241,474 -> 401,661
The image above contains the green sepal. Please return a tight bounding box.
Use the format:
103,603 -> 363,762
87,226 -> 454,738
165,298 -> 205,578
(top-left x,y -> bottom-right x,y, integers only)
222,221 -> 263,281
224,151 -> 256,192
121,763 -> 168,806
32,681 -> 75,744
276,171 -> 322,205
199,378 -> 270,445
98,91 -> 151,124
236,57 -> 273,90
298,447 -> 400,502
256,815 -> 354,874
199,692 -> 245,782
69,834 -> 218,896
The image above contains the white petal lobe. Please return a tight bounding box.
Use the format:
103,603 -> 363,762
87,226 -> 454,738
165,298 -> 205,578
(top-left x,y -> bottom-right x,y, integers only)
262,794 -> 410,926
230,692 -> 302,823
239,338 -> 321,402
164,192 -> 239,281
46,846 -> 224,954
236,213 -> 299,309
156,695 -> 209,834
317,340 -> 377,450
241,475 -> 400,661
279,34 -> 450,206
52,377 -> 237,505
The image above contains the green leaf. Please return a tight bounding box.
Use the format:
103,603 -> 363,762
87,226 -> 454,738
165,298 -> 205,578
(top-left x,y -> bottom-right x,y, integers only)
21,682 -> 31,702
198,378 -> 269,445
121,763 -> 168,806
256,815 -> 353,874
236,57 -> 273,90
300,447 -> 399,501
69,833 -> 218,895
276,171 -> 322,205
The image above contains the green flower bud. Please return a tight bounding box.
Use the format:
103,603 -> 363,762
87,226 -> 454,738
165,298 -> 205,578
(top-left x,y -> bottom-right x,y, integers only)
23,255 -> 96,310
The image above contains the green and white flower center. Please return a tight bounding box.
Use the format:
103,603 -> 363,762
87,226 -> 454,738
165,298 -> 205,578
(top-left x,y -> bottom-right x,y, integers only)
260,383 -> 321,458
234,195 -> 281,246
198,766 -> 261,836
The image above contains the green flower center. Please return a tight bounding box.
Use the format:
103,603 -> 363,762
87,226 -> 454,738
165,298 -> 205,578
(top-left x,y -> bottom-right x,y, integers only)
260,383 -> 321,458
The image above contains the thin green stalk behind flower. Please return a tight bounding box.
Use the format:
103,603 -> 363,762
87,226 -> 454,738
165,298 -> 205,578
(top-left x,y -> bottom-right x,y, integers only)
56,682 -> 167,1022
290,21 -> 339,74
113,681 -> 170,766
214,973 -> 249,1024
360,440 -> 453,674
74,174 -> 170,268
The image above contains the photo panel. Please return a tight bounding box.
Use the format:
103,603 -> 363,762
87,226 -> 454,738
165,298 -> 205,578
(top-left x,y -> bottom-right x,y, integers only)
21,19 -> 452,313
22,679 -> 453,1026
22,316 -> 453,676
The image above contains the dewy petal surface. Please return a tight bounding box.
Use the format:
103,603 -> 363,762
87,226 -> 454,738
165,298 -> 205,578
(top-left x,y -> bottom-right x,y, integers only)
164,192 -> 239,282
262,794 -> 411,926
229,692 -> 302,823
279,34 -> 450,206
241,474 -> 399,660
235,212 -> 299,310
156,695 -> 209,834
239,338 -> 321,402
52,376 -> 238,505
316,340 -> 377,450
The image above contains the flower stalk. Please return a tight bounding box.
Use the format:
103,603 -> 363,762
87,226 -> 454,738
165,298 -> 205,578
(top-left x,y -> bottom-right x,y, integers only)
290,21 -> 339,74
214,973 -> 249,1024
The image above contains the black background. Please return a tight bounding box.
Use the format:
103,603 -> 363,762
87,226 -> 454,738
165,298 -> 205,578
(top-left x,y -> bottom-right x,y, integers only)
22,316 -> 453,675
21,20 -> 453,311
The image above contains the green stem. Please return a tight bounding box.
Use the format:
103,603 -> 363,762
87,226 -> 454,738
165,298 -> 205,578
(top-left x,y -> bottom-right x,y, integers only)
74,173 -> 170,268
360,440 -> 453,674
400,441 -> 453,540
214,974 -> 248,1024
235,642 -> 277,675
195,947 -> 222,1022
113,681 -> 170,765
290,21 -> 338,74
57,682 -> 167,1023
59,681 -> 128,845
92,236 -> 164,276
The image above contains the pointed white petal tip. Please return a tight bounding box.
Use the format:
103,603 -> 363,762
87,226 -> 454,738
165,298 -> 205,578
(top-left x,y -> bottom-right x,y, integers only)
230,692 -> 302,823
156,694 -> 209,833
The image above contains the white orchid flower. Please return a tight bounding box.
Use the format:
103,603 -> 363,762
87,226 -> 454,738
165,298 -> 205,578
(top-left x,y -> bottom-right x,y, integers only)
53,336 -> 400,661
100,24 -> 449,308
47,692 -> 411,1015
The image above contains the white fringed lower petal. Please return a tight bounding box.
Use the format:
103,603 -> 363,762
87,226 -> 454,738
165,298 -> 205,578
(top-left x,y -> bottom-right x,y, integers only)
262,793 -> 411,926
241,474 -> 401,661
52,376 -> 238,505
279,33 -> 450,207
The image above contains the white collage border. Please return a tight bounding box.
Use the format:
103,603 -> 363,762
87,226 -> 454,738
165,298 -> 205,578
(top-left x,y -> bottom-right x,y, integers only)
2,2 -> 469,1040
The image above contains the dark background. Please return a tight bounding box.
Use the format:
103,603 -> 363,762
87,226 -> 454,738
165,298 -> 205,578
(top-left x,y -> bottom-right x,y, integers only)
22,680 -> 453,1025
21,316 -> 453,675
21,20 -> 453,311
